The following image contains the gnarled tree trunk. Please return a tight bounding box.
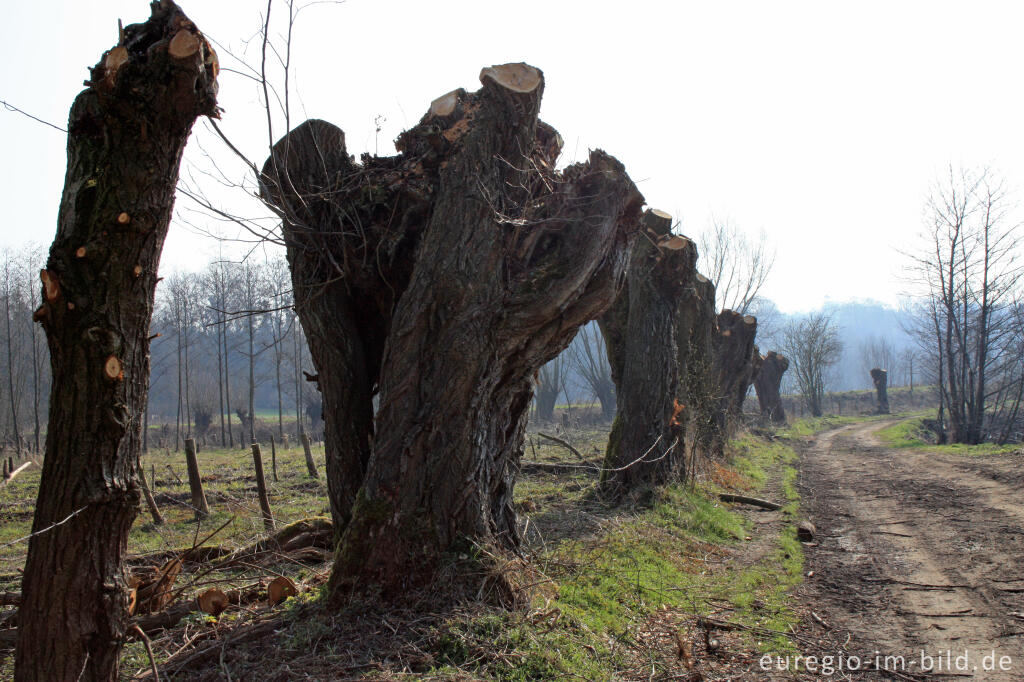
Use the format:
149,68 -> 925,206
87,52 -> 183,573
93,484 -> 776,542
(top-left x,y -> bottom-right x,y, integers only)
871,367 -> 890,414
260,63 -> 643,600
15,3 -> 217,680
711,310 -> 759,453
678,273 -> 719,459
599,211 -> 696,493
754,351 -> 789,424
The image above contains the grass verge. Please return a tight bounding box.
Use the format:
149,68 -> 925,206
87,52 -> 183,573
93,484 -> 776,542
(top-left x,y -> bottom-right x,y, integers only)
877,416 -> 1020,456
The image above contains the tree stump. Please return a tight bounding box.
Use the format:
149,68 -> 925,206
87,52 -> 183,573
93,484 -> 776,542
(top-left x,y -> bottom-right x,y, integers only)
15,2 -> 218,679
260,62 -> 643,601
871,367 -> 890,414
754,351 -> 790,424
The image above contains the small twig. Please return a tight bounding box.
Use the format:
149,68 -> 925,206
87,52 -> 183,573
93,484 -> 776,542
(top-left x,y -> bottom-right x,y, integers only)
132,625 -> 160,681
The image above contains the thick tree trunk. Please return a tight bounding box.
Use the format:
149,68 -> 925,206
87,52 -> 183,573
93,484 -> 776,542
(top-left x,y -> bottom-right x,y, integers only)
711,310 -> 759,452
261,63 -> 642,600
15,4 -> 217,680
597,380 -> 617,422
599,211 -> 695,493
871,367 -> 890,414
678,273 -> 719,459
754,351 -> 789,424
535,360 -> 562,423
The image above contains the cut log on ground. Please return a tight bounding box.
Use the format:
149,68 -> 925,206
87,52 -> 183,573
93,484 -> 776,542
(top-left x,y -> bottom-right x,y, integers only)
14,2 -> 218,680
260,62 -> 643,602
718,493 -> 783,511
132,585 -> 261,636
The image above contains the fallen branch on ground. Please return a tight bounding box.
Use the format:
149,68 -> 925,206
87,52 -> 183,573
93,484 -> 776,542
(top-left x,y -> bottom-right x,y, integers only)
0,461 -> 33,487
717,493 -> 782,510
536,432 -> 585,460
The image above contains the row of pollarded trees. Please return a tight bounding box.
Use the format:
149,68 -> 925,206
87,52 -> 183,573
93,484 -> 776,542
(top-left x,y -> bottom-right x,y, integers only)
596,210 -> 788,496
14,4 -> 789,677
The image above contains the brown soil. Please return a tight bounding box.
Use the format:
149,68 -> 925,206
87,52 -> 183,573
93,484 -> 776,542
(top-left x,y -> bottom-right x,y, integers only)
796,420 -> 1024,680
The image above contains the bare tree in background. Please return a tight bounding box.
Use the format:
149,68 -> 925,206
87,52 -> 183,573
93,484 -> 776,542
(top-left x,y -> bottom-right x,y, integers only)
780,312 -> 843,417
698,215 -> 775,315
2,251 -> 24,452
567,321 -> 616,421
534,355 -> 565,423
858,334 -> 900,387
905,166 -> 1024,444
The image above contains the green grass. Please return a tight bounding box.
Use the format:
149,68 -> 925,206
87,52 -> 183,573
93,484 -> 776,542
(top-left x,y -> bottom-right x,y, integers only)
778,414 -> 861,438
430,426 -> 811,679
0,441 -> 330,593
2,422 -> 821,679
877,416 -> 1020,456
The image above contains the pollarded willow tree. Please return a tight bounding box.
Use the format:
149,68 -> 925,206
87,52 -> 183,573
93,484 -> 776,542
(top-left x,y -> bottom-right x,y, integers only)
710,310 -> 759,453
16,2 -> 219,680
598,210 -> 696,492
260,63 -> 643,600
754,350 -> 789,424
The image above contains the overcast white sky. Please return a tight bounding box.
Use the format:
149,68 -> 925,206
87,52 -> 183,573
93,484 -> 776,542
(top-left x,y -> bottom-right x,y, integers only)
3,1 -> 1024,313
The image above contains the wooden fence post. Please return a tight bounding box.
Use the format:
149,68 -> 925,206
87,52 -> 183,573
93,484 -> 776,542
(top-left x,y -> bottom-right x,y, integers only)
251,443 -> 275,531
270,434 -> 279,482
184,438 -> 209,519
300,433 -> 318,479
139,467 -> 165,526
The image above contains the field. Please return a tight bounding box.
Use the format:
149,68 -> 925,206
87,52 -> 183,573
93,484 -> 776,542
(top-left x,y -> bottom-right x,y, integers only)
0,416 -> 839,679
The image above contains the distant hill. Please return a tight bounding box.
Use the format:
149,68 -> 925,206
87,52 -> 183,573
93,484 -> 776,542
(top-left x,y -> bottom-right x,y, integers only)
752,298 -> 915,392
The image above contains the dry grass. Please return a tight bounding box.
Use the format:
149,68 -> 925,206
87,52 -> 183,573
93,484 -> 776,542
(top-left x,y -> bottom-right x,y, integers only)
2,417 -> 833,680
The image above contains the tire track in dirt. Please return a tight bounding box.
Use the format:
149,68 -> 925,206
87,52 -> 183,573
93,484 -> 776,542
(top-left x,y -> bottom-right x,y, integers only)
797,420 -> 1024,680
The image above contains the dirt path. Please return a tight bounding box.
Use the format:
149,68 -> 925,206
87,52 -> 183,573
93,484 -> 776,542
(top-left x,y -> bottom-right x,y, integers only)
797,420 -> 1024,680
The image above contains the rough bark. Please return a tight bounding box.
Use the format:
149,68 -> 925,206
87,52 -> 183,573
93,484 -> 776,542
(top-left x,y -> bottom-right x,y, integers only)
260,63 -> 643,599
678,273 -> 719,458
711,310 -> 759,452
15,3 -> 217,680
871,367 -> 890,414
599,211 -> 695,493
754,351 -> 789,424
